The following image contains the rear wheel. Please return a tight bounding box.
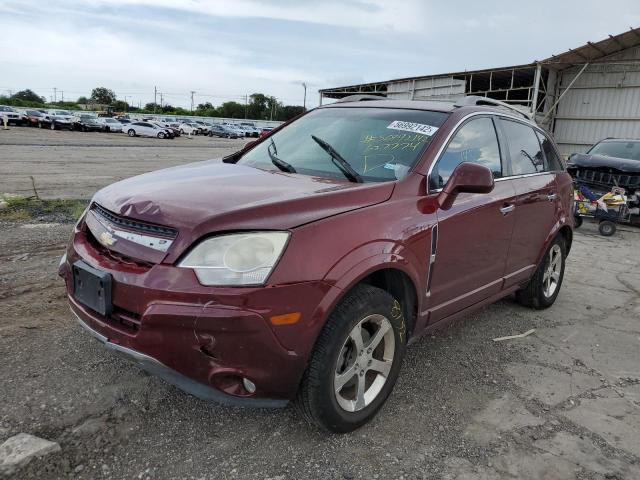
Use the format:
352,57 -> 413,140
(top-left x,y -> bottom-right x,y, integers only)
127,129 -> 136,137
50,122 -> 56,130
516,235 -> 566,309
598,220 -> 616,236
38,121 -> 42,128
157,132 -> 165,139
296,284 -> 407,433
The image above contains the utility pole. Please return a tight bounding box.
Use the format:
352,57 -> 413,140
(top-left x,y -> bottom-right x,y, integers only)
190,91 -> 195,112
244,94 -> 248,119
53,87 -> 57,102
124,96 -> 130,112
153,86 -> 157,114
61,91 -> 64,102
160,92 -> 164,109
302,82 -> 307,111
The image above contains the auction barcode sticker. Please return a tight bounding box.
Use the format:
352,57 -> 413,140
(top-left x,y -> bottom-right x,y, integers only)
387,120 -> 439,136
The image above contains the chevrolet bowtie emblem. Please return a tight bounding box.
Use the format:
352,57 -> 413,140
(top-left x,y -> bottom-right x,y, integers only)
99,231 -> 117,247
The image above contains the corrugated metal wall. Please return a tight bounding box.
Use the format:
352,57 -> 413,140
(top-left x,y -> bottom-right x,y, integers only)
387,76 -> 465,100
552,46 -> 640,156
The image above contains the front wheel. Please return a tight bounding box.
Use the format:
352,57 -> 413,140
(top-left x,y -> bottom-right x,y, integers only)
296,284 -> 407,433
157,132 -> 165,139
573,215 -> 583,228
516,235 -> 566,309
50,122 -> 56,130
127,129 -> 136,137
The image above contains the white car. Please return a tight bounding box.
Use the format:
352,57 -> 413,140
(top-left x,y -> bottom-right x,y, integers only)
44,110 -> 74,130
99,117 -> 124,133
225,124 -> 247,138
125,121 -> 170,138
239,122 -> 260,137
179,123 -> 199,135
0,105 -> 24,125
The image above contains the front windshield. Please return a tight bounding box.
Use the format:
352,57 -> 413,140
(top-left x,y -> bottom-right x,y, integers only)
238,107 -> 447,182
588,141 -> 640,161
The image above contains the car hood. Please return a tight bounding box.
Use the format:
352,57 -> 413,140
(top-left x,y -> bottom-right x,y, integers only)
567,153 -> 640,173
92,160 -> 394,261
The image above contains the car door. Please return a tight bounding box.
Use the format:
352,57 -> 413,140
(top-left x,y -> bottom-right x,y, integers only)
426,115 -> 517,323
497,118 -> 559,288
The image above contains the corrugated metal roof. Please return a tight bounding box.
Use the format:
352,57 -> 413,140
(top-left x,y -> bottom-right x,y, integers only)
541,27 -> 640,66
320,27 -> 640,96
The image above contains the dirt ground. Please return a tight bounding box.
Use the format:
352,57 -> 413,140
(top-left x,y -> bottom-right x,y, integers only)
0,127 -> 240,199
1,127 -> 640,479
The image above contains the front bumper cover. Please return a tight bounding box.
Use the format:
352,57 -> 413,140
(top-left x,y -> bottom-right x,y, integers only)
73,309 -> 287,408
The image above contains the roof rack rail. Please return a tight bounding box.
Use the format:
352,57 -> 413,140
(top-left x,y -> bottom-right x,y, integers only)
336,94 -> 386,103
454,95 -> 531,120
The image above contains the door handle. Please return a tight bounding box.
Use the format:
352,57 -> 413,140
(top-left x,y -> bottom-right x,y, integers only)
500,204 -> 515,215
547,193 -> 558,202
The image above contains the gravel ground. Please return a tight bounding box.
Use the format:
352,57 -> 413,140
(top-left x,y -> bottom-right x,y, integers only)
1,127 -> 639,479
0,127 -> 241,199
1,219 -> 639,479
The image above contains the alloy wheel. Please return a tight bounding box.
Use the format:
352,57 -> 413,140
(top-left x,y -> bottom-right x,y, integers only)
542,244 -> 562,298
334,314 -> 395,412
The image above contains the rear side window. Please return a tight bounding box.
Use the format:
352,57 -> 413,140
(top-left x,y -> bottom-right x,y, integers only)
500,119 -> 544,175
431,117 -> 502,189
536,131 -> 563,171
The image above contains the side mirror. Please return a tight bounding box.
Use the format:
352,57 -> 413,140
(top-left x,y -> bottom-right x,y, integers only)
437,162 -> 494,210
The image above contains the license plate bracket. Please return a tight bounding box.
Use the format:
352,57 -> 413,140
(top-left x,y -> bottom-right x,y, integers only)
73,260 -> 113,316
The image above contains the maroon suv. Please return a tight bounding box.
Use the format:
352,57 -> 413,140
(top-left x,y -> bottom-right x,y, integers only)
59,96 -> 573,432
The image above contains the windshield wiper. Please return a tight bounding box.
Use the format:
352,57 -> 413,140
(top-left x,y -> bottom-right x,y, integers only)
267,137 -> 296,173
311,135 -> 363,183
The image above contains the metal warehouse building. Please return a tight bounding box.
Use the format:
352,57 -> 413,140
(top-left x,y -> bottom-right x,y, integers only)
319,28 -> 640,157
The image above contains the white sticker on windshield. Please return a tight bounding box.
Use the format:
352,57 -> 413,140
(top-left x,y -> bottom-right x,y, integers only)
387,120 -> 439,136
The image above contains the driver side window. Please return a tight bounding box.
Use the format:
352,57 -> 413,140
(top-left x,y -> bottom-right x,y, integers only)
430,117 -> 502,190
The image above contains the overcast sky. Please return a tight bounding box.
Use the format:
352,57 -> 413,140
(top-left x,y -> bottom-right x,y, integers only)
1,0 -> 639,108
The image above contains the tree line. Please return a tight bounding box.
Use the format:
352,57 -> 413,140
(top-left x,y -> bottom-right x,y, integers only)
1,87 -> 305,121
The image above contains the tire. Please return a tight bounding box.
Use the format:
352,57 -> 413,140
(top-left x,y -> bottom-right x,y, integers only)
573,215 -> 583,228
598,220 -> 616,237
38,122 -> 42,128
105,127 -> 110,132
157,132 -> 165,139
516,235 -> 566,309
127,129 -> 136,137
296,284 -> 408,433
50,122 -> 56,130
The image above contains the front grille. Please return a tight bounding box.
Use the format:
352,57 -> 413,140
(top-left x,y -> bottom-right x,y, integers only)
85,228 -> 154,269
575,169 -> 640,190
92,203 -> 178,238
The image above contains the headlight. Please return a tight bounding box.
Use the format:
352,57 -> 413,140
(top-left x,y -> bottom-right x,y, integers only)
178,232 -> 289,286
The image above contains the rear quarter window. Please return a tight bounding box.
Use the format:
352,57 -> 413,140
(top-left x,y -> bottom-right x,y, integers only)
536,131 -> 564,171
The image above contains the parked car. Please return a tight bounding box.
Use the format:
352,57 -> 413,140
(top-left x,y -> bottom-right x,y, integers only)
118,118 -> 132,125
567,138 -> 640,227
259,127 -> 274,138
223,123 -> 247,138
125,121 -> 170,138
150,121 -> 175,138
194,121 -> 210,135
23,109 -> 45,127
43,110 -> 74,130
74,114 -> 105,132
179,122 -> 199,135
239,122 -> 260,137
59,96 -> 573,433
96,117 -> 123,133
0,105 -> 25,125
208,124 -> 239,138
154,121 -> 180,137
